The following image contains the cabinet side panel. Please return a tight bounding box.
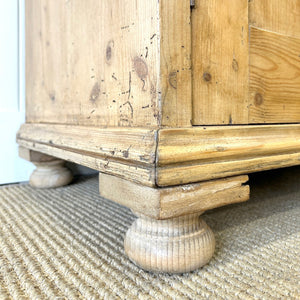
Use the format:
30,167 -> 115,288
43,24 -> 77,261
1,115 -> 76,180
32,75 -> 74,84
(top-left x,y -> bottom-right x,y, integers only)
191,0 -> 249,125
249,0 -> 300,38
26,0 -> 160,127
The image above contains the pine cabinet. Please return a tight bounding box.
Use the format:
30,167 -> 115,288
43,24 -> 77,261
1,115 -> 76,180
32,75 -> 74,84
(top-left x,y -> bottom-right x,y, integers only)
17,0 -> 300,273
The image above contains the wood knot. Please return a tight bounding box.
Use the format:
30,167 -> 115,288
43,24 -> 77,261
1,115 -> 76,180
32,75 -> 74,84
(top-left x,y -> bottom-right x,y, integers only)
90,82 -> 100,102
203,72 -> 212,82
106,46 -> 112,61
106,40 -> 114,64
168,71 -> 177,89
232,59 -> 239,72
133,57 -> 148,80
254,93 -> 264,106
49,92 -> 55,101
216,146 -> 226,152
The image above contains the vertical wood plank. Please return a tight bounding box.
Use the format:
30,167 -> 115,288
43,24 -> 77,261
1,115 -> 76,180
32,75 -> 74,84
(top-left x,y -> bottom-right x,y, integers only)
192,0 -> 249,125
159,0 -> 192,127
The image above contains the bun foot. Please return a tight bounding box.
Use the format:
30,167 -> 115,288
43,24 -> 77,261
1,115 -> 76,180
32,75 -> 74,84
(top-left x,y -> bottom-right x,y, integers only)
124,212 -> 215,273
30,160 -> 73,189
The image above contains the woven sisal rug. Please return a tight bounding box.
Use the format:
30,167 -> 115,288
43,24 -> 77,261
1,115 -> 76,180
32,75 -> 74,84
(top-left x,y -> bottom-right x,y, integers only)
0,167 -> 299,299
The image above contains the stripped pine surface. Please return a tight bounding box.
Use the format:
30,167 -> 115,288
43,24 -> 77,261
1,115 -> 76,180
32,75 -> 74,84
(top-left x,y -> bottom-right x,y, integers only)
159,0 -> 192,127
17,124 -> 300,186
99,173 -> 249,219
17,124 -> 157,187
26,0 -> 161,127
25,0 -> 193,128
156,125 -> 300,186
249,0 -> 300,38
18,124 -> 157,164
249,27 -> 300,123
191,0 -> 249,125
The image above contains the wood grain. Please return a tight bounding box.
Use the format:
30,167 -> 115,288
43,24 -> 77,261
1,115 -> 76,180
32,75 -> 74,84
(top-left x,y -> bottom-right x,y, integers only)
157,152 -> 300,187
18,124 -> 156,164
17,123 -> 157,187
158,125 -> 300,165
249,0 -> 300,38
18,124 -> 300,187
157,125 -> 300,186
99,173 -> 249,219
25,0 -> 194,128
18,139 -> 155,187
249,27 -> 300,123
191,0 -> 249,125
159,0 -> 192,127
26,0 -> 160,127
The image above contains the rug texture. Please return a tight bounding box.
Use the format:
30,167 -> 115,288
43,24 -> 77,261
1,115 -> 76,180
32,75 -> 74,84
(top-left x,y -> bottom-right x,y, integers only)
0,167 -> 299,299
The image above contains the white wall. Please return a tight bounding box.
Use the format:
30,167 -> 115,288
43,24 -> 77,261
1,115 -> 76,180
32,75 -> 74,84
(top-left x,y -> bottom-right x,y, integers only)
0,1 -> 34,184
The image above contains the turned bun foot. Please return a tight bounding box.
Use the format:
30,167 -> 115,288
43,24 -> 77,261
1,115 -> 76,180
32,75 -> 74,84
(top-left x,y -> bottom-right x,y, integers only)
124,212 -> 215,273
30,160 -> 73,189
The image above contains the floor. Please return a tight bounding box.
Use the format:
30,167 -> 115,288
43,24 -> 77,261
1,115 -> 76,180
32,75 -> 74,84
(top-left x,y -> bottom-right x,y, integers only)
0,166 -> 299,299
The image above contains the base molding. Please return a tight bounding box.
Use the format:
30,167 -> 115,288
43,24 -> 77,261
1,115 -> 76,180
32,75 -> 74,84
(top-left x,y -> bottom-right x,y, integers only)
17,124 -> 156,187
17,123 -> 300,187
157,124 -> 300,186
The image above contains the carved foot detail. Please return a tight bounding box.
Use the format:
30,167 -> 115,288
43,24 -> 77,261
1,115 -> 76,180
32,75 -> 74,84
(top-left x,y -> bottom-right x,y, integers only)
124,212 -> 215,273
30,160 -> 73,189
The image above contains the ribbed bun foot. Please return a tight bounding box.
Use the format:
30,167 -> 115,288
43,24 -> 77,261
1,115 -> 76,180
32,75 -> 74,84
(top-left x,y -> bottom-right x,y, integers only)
125,213 -> 215,273
30,160 -> 73,189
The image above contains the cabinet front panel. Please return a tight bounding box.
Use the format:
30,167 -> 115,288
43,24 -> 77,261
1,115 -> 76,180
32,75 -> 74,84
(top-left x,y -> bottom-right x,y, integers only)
26,0 -> 160,127
249,0 -> 300,39
248,0 -> 300,123
191,0 -> 249,125
249,27 -> 300,123
192,0 -> 300,125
